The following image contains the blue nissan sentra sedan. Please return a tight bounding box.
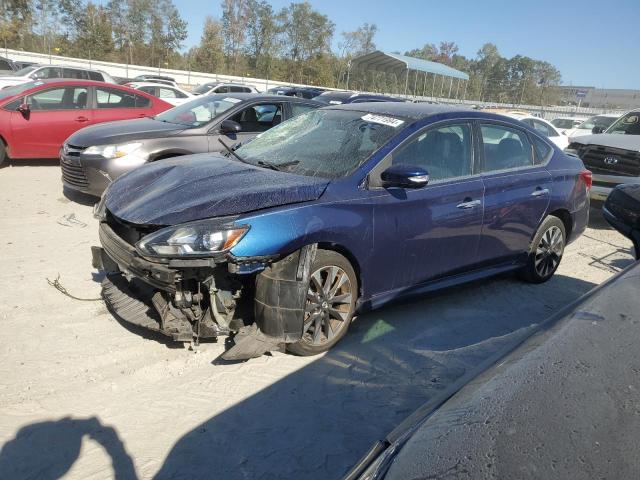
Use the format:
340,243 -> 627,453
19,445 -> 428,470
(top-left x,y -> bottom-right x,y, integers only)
92,103 -> 591,359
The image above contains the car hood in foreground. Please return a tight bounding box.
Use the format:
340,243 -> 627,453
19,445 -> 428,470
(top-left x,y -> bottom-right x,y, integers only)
67,118 -> 186,147
569,133 -> 640,151
105,154 -> 330,225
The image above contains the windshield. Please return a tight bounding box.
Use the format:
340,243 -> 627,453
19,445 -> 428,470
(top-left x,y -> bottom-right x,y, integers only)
154,95 -> 240,127
0,81 -> 39,102
234,109 -> 404,179
606,112 -> 640,135
193,83 -> 218,95
577,115 -> 617,131
552,118 -> 580,129
12,66 -> 38,77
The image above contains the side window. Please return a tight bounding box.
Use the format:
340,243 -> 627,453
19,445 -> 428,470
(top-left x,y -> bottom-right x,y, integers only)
135,94 -> 151,108
87,71 -> 103,81
532,119 -> 556,137
62,68 -> 87,79
531,136 -> 553,165
231,103 -> 281,132
290,103 -> 317,118
96,87 -> 136,108
229,86 -> 244,92
480,124 -> 534,172
169,88 -> 187,99
216,86 -> 229,93
391,123 -> 473,181
0,59 -> 12,70
138,86 -> 157,96
28,87 -> 88,110
33,67 -> 61,79
158,87 -> 178,98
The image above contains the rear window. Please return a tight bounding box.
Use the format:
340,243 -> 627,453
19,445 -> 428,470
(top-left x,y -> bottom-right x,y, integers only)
531,136 -> 553,164
88,71 -> 103,81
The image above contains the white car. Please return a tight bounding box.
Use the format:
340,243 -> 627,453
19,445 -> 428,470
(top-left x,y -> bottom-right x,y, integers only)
124,82 -> 194,106
551,116 -> 587,135
565,113 -> 620,138
503,112 -> 569,150
191,82 -> 258,95
0,64 -> 115,89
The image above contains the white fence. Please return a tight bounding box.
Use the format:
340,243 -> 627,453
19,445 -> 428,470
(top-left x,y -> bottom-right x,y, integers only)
3,48 -> 625,120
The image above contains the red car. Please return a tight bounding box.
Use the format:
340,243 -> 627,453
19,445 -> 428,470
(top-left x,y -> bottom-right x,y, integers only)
0,79 -> 173,165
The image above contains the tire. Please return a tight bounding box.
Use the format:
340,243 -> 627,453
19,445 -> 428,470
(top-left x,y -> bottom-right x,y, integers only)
0,141 -> 7,167
519,215 -> 566,283
287,250 -> 358,356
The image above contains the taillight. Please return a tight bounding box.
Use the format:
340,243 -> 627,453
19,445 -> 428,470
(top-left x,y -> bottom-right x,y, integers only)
580,170 -> 592,191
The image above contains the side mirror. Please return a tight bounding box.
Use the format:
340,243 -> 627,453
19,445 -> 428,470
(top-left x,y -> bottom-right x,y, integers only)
220,119 -> 242,134
17,103 -> 30,116
592,126 -> 605,134
380,164 -> 429,189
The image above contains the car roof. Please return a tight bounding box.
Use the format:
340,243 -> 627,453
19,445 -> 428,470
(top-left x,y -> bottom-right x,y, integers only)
204,92 -> 319,103
323,101 -> 471,120
127,81 -> 181,89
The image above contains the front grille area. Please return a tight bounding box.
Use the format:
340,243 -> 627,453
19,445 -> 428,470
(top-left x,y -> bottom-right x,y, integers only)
64,144 -> 87,157
578,145 -> 640,177
106,210 -> 161,246
60,160 -> 89,188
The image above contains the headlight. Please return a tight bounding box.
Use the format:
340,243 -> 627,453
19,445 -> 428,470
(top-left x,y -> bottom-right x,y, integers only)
136,219 -> 249,257
85,143 -> 143,159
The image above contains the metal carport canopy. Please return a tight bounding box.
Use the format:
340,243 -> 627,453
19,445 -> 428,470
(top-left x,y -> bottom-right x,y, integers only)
351,50 -> 469,81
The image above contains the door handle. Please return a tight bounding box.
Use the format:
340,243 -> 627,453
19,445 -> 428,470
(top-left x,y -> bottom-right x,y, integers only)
531,188 -> 550,197
75,116 -> 89,123
457,199 -> 481,209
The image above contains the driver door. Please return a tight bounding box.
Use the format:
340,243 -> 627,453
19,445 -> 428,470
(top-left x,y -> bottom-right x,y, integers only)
369,121 -> 485,295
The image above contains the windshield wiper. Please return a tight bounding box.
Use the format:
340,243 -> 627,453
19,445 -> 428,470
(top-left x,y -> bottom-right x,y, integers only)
257,160 -> 300,171
218,138 -> 248,164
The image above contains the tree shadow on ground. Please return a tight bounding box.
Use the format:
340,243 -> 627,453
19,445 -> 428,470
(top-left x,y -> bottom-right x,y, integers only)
0,417 -> 136,480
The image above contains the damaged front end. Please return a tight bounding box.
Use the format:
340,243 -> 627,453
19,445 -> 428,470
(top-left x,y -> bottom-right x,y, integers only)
92,214 -> 315,360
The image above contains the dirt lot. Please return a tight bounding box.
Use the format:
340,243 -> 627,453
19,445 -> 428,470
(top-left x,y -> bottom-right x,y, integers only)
0,161 -> 635,480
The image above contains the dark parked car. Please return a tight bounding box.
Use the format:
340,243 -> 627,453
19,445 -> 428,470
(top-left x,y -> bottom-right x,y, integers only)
61,93 -> 320,196
566,109 -> 640,205
92,103 -> 590,359
347,260 -> 640,480
604,184 -> 640,258
266,85 -> 326,99
313,90 -> 406,105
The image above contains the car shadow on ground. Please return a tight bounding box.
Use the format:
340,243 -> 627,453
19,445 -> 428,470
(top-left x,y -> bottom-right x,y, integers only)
2,158 -> 56,168
588,206 -> 612,230
62,186 -> 99,206
0,273 -> 627,480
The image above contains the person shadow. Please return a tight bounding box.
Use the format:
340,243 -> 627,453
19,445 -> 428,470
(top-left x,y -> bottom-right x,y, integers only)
0,417 -> 137,480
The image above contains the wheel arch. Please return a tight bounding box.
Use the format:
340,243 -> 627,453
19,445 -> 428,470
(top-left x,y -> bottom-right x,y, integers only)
315,242 -> 362,297
548,208 -> 573,240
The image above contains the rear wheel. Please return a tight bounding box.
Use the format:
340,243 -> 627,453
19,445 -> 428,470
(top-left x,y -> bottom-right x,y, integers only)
0,141 -> 7,167
287,250 -> 357,356
519,215 -> 566,283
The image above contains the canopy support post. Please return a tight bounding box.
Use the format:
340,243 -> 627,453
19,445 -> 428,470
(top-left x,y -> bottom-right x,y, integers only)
403,68 -> 409,98
455,78 -> 461,101
422,71 -> 427,98
431,73 -> 437,99
448,77 -> 453,98
463,80 -> 468,102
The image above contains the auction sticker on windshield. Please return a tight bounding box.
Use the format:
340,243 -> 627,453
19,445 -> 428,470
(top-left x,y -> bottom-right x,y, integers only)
223,97 -> 242,103
361,113 -> 404,128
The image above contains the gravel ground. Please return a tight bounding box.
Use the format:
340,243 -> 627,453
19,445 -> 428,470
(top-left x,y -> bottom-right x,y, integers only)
0,162 -> 635,480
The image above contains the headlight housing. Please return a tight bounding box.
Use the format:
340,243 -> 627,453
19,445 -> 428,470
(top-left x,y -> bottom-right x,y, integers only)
85,142 -> 143,159
136,219 -> 249,258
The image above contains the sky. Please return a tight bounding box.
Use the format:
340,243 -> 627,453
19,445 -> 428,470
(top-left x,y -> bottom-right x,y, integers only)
172,0 -> 639,90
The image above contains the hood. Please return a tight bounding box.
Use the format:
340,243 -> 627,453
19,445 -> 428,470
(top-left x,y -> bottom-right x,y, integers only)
105,153 -> 330,225
569,133 -> 640,152
67,118 -> 185,147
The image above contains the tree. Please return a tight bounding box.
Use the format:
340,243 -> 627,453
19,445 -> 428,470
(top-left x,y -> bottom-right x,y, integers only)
221,0 -> 249,74
191,16 -> 225,74
245,0 -> 279,75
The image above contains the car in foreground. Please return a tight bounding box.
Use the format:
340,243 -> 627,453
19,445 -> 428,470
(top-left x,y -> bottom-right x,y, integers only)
566,113 -> 620,138
313,90 -> 405,105
61,93 -> 320,196
91,103 -> 591,360
603,184 -> 640,258
0,80 -> 172,166
124,82 -> 194,106
566,109 -> 640,204
347,259 -> 639,479
0,64 -> 115,89
503,111 -> 569,150
551,116 -> 586,135
266,85 -> 326,99
192,82 -> 258,95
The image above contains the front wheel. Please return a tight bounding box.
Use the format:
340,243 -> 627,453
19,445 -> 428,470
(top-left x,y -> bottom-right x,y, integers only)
0,142 -> 7,167
287,250 -> 357,356
519,215 -> 566,283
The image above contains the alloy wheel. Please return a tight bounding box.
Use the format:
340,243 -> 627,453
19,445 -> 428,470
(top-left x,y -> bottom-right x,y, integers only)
303,265 -> 353,346
535,225 -> 564,278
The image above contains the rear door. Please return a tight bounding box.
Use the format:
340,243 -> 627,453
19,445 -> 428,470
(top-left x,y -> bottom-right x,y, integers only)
370,121 -> 485,293
91,86 -> 156,124
476,122 -> 552,266
10,85 -> 92,158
